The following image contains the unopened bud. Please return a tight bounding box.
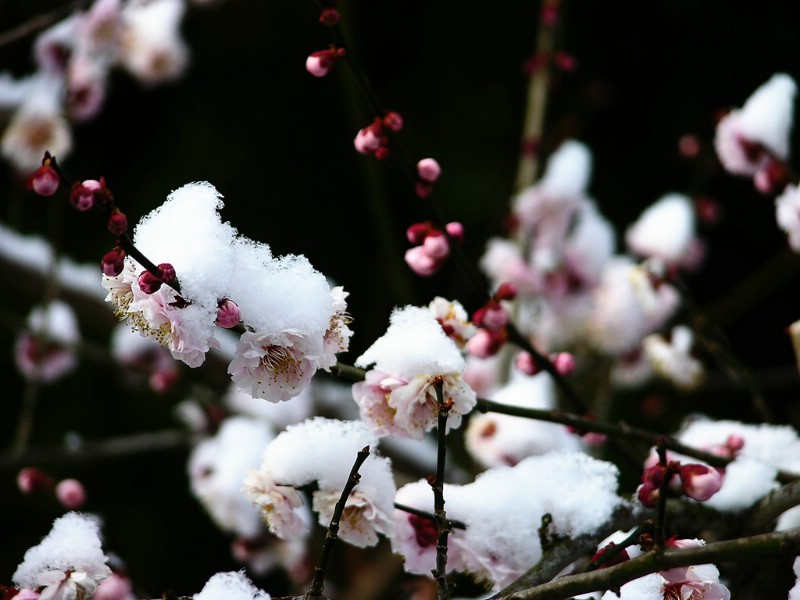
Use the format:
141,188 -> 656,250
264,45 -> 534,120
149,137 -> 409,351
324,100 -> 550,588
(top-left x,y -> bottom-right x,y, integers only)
407,222 -> 432,244
55,478 -> 87,509
70,181 -> 99,211
404,246 -> 440,277
319,7 -> 340,25
679,463 -> 723,502
107,210 -> 128,237
514,351 -> 539,375
157,263 -> 176,283
17,467 -> 54,494
27,160 -> 60,196
138,271 -> 163,294
383,111 -> 404,132
465,327 -> 506,358
216,298 -> 241,328
495,282 -> 518,301
101,248 -> 126,276
422,232 -> 450,259
445,221 -> 464,242
417,158 -> 442,183
374,145 -> 391,160
551,352 -> 576,376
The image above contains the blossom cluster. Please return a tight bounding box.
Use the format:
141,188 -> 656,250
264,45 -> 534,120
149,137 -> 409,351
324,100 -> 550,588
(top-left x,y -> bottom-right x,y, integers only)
101,181 -> 351,402
1,0 -> 199,173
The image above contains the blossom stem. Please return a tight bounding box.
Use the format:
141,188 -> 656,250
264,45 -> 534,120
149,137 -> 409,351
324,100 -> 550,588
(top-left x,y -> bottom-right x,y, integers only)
489,528 -> 800,600
653,442 -> 671,549
305,445 -> 371,599
431,378 -> 452,600
393,502 -> 466,530
0,0 -> 91,48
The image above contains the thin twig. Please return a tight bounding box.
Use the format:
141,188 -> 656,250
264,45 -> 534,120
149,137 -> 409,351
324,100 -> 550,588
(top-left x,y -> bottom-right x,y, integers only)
305,445 -> 371,600
0,0 -> 91,48
431,379 -> 452,600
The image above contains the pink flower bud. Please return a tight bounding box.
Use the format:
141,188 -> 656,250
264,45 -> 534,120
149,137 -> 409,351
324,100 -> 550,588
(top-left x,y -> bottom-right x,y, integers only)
70,181 -> 99,211
17,467 -> 54,494
417,158 -> 442,183
637,481 -> 660,508
55,478 -> 87,509
465,327 -> 506,358
422,232 -> 450,259
27,162 -> 60,196
514,351 -> 539,375
157,262 -> 176,283
551,352 -> 576,376
473,303 -> 507,330
108,211 -> 128,237
404,246 -> 440,277
678,134 -> 701,159
383,111 -> 404,132
726,434 -> 745,452
101,249 -> 126,276
319,7 -> 340,25
374,145 -> 391,160
150,369 -> 179,394
445,221 -> 464,242
306,50 -> 335,77
407,222 -> 432,244
679,464 -> 723,501
354,127 -> 382,154
495,282 -> 518,301
216,298 -> 241,328
138,271 -> 163,294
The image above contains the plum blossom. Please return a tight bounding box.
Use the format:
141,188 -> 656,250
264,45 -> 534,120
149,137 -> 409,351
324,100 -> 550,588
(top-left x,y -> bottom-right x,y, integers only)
244,418 -> 396,547
13,513 -> 112,600
714,73 -> 796,177
119,0 -> 188,85
241,472 -> 310,540
428,296 -> 476,348
626,194 -> 702,270
643,325 -> 705,390
229,329 -> 319,403
353,306 -> 477,439
15,300 -> 80,383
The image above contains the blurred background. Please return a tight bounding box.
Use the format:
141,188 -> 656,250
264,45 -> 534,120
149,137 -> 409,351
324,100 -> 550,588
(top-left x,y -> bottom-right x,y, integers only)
1,0 -> 800,597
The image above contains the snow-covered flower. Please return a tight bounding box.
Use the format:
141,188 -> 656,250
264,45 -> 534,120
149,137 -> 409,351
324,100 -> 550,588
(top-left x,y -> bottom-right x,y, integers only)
189,417 -> 275,539
465,374 -> 582,468
643,325 -> 704,390
120,0 -> 188,85
15,300 -> 80,383
714,73 -> 796,176
353,306 -> 477,439
194,570 -> 271,600
244,418 -> 396,546
428,296 -> 476,347
626,194 -> 701,269
13,513 -> 112,600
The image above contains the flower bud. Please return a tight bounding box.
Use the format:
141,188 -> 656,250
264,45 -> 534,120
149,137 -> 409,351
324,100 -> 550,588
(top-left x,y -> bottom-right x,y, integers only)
374,145 -> 391,160
17,467 -> 54,494
70,182 -> 96,211
514,351 -> 539,375
404,245 -> 440,277
473,303 -> 507,330
55,478 -> 87,509
138,270 -> 163,294
407,221 -> 432,244
465,327 -> 506,358
422,231 -> 450,259
417,158 -> 442,183
637,481 -> 660,508
216,298 -> 241,328
101,248 -> 126,276
27,161 -> 60,196
107,210 -> 128,237
383,111 -> 404,132
305,47 -> 345,77
445,221 -> 464,242
415,182 -> 434,198
551,351 -> 576,376
495,282 -> 518,301
319,7 -> 340,25
157,262 -> 176,283
354,126 -> 382,154
679,463 -> 723,501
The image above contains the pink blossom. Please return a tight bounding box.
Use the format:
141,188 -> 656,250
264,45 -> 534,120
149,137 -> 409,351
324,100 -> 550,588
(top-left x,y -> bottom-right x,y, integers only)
404,245 -> 442,276
242,471 -> 309,540
27,161 -> 60,196
679,464 -> 723,502
94,572 -> 135,600
229,329 -> 318,402
55,479 -> 87,509
428,296 -> 476,348
215,298 -> 241,328
312,487 -> 394,548
354,125 -> 382,154
306,51 -> 335,77
417,158 -> 441,183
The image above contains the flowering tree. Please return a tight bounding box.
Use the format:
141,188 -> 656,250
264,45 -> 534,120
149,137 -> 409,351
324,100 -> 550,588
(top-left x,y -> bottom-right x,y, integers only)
2,2 -> 800,600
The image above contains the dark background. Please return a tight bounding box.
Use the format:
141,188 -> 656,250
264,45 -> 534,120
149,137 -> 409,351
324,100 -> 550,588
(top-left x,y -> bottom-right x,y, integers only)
1,1 -> 800,597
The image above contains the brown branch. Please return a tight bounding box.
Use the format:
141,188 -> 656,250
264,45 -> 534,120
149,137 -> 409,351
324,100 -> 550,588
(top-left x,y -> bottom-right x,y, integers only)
305,445 -> 371,600
431,379 -> 452,600
491,528 -> 800,600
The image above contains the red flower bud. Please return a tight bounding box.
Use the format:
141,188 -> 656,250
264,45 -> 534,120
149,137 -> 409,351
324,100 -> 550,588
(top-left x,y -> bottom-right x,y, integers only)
101,248 -> 126,276
108,210 -> 128,237
138,270 -> 163,294
157,262 -> 176,283
27,160 -> 60,196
